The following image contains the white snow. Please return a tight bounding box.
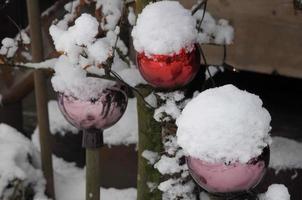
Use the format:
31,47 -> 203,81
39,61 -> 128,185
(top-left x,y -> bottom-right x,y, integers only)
177,84 -> 272,164
88,38 -> 112,66
132,1 -> 197,55
270,136 -> 302,171
48,100 -> 78,135
193,10 -> 234,45
29,135 -> 136,200
144,93 -> 157,108
94,0 -> 123,30
0,124 -> 47,199
16,30 -> 31,44
154,151 -> 187,175
52,155 -> 136,200
106,29 -> 128,55
51,55 -> 116,101
259,184 -> 290,200
104,98 -> 138,145
158,179 -> 196,200
118,68 -> 147,87
22,58 -> 58,69
49,12 -> 145,99
0,37 -> 18,58
199,192 -> 210,200
154,91 -> 185,122
128,7 -> 136,26
142,150 -> 159,165
214,19 -> 234,45
49,13 -> 100,64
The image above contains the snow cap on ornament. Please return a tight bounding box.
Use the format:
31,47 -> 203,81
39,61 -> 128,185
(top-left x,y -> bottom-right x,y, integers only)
132,1 -> 200,89
176,84 -> 272,164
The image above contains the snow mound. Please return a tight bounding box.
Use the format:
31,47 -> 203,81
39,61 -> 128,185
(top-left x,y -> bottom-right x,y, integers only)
270,137 -> 302,171
176,84 -> 272,164
0,124 -> 46,199
260,184 -> 290,200
132,1 -> 197,55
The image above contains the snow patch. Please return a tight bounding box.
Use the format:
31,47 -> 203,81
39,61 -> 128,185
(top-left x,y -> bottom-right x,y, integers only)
259,184 -> 290,200
0,124 -> 46,199
270,137 -> 302,171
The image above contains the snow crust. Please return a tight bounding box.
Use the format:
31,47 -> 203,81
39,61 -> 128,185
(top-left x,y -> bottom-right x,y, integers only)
259,184 -> 290,200
132,1 -> 197,55
176,84 -> 272,164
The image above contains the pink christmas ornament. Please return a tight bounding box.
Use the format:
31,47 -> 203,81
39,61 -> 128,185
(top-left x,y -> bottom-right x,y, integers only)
57,82 -> 128,130
187,147 -> 270,194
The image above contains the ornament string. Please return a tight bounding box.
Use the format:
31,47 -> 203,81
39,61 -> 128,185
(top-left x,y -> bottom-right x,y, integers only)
192,0 -> 216,88
196,0 -> 208,32
191,0 -> 207,15
109,70 -> 156,109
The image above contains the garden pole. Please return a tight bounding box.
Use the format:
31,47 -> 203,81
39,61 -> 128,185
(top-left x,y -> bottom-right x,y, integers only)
135,86 -> 163,200
26,0 -> 55,198
135,1 -> 163,200
82,129 -> 103,200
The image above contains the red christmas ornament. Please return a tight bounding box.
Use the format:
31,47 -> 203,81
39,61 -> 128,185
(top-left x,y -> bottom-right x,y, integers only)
137,45 -> 200,89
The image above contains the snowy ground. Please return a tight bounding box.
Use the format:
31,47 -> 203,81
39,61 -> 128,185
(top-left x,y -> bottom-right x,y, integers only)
52,156 -> 136,200
0,123 -> 137,200
1,106 -> 301,200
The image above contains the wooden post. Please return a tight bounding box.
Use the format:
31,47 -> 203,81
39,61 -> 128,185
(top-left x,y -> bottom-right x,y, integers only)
136,86 -> 163,200
86,148 -> 101,200
26,0 -> 55,198
82,129 -> 103,200
135,0 -> 151,13
134,1 -> 163,200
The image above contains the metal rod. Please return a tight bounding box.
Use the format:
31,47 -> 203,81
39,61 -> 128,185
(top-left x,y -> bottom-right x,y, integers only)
26,0 -> 55,198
